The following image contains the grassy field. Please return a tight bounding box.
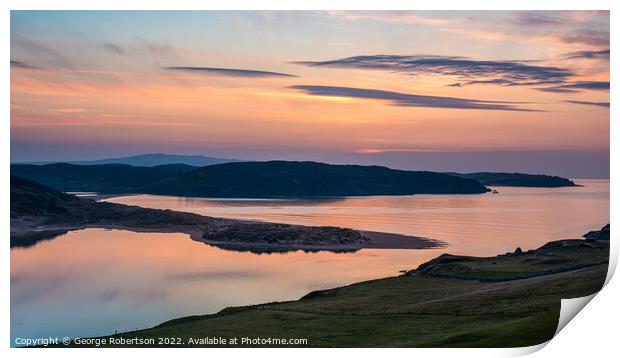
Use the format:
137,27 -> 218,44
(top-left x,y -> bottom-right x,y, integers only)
61,237 -> 608,348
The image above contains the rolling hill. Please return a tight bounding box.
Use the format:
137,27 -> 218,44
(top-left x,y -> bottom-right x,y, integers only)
139,161 -> 490,197
11,161 -> 490,197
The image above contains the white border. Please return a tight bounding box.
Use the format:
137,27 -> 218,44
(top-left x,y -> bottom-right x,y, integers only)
2,1 -> 616,358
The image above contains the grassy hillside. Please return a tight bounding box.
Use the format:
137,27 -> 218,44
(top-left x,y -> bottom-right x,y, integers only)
65,233 -> 608,348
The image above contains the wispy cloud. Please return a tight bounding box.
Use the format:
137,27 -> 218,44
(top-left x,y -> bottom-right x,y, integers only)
102,42 -> 125,55
294,55 -> 574,87
165,66 -> 297,78
564,100 -> 609,108
556,29 -> 609,47
442,26 -> 609,48
289,85 -> 540,112
536,81 -> 609,93
510,12 -> 564,27
324,11 -> 608,48
563,48 -> 609,60
10,60 -> 37,69
12,37 -> 75,69
323,10 -> 454,26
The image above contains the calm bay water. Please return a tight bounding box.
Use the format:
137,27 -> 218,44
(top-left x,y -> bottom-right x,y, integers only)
11,179 -> 609,343
108,179 -> 609,256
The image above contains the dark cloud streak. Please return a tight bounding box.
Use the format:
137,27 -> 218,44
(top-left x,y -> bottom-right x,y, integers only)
290,85 -> 541,112
564,100 -> 609,108
564,48 -> 609,60
295,55 -> 574,87
536,81 -> 609,93
165,66 -> 297,78
10,60 -> 37,69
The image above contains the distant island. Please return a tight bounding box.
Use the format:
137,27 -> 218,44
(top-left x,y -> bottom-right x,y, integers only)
59,224 -> 609,347
448,172 -> 577,187
12,161 -> 490,197
10,175 -> 443,251
138,161 -> 490,197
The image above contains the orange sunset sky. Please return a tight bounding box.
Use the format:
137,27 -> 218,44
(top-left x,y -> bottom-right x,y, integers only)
10,11 -> 610,177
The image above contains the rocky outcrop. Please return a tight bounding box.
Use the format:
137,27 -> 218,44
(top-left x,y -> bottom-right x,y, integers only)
583,224 -> 610,240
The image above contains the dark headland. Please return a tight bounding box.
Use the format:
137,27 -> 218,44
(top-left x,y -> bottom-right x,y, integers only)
10,175 -> 442,251
448,172 -> 578,187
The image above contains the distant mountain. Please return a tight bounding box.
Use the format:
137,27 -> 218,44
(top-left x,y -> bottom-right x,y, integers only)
447,172 -> 577,187
16,153 -> 239,167
11,163 -> 196,193
11,161 -> 490,197
140,161 -> 490,197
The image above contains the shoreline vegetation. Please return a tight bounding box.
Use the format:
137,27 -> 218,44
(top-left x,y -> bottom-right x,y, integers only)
54,224 -> 609,348
10,176 -> 443,251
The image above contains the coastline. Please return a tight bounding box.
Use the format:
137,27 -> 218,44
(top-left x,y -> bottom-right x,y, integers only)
11,176 -> 445,251
11,176 -> 447,251
200,230 -> 444,253
10,221 -> 443,252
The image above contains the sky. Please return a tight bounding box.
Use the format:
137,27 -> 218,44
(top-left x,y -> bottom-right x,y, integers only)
10,11 -> 610,177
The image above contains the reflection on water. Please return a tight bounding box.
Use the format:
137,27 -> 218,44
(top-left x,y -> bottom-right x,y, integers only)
207,243 -> 360,254
11,229 -> 438,343
107,179 -> 610,256
11,179 -> 609,343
